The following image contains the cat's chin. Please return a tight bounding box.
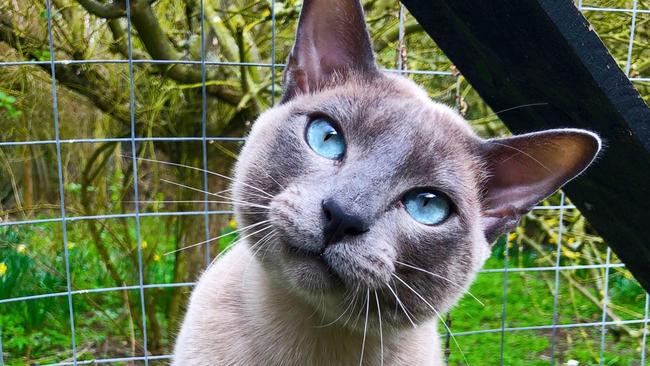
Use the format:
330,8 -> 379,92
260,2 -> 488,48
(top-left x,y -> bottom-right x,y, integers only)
279,243 -> 345,292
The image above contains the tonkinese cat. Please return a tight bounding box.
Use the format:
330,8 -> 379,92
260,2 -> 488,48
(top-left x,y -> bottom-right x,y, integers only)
173,0 -> 601,364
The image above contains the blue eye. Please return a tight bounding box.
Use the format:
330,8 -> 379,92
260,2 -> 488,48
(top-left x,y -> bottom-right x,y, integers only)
306,118 -> 345,160
402,189 -> 451,225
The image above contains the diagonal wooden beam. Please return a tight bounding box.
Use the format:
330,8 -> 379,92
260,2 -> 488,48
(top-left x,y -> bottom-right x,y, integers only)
400,0 -> 650,291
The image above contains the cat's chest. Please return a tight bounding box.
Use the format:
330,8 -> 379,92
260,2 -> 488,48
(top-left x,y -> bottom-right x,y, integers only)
241,254 -> 442,365
239,316 -> 434,365
245,315 -> 441,366
174,244 -> 442,366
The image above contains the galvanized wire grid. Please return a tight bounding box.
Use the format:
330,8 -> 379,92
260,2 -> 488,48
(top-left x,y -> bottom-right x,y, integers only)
0,1 -> 649,365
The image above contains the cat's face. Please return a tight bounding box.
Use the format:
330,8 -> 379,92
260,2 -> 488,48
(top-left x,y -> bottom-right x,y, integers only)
231,0 -> 600,331
234,73 -> 491,327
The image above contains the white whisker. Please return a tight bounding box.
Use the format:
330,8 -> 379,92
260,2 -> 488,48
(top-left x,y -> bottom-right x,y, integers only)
262,170 -> 285,190
395,260 -> 484,306
164,220 -> 272,256
160,179 -> 270,210
490,142 -> 551,173
249,231 -> 277,258
315,289 -> 357,329
392,273 -> 470,366
385,281 -> 417,328
207,224 -> 275,269
352,290 -> 368,328
374,290 -> 384,366
359,288 -> 370,366
493,102 -> 549,115
211,187 -> 273,202
128,200 -> 213,204
306,288 -> 327,322
128,198 -> 270,211
237,211 -> 273,215
344,285 -> 361,328
128,155 -> 274,198
240,230 -> 278,290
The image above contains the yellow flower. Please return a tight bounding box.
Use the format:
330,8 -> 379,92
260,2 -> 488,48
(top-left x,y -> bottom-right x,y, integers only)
67,242 -> 76,250
567,238 -> 575,244
228,219 -> 237,229
562,249 -> 581,260
508,233 -> 517,242
17,244 -> 27,254
0,262 -> 7,277
141,240 -> 148,249
153,254 -> 161,262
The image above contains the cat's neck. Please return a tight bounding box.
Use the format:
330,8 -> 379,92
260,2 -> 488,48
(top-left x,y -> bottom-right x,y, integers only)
175,243 -> 442,365
233,244 -> 442,365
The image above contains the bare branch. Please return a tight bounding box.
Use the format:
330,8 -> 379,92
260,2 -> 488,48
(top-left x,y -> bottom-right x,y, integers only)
0,15 -> 130,124
107,18 -> 149,59
2,0 -> 252,120
374,22 -> 423,52
75,0 -> 125,19
109,0 -> 244,105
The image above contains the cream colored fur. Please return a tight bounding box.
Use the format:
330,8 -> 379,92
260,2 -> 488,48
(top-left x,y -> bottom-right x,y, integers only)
173,243 -> 442,366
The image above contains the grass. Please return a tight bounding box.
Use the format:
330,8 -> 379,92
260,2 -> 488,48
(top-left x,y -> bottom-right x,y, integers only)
0,221 -> 647,365
446,242 -> 648,366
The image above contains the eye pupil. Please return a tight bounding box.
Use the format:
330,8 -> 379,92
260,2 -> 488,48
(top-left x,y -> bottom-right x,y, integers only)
306,118 -> 345,160
421,193 -> 435,207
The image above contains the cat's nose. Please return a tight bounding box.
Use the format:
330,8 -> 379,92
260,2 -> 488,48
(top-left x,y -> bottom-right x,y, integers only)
322,199 -> 369,245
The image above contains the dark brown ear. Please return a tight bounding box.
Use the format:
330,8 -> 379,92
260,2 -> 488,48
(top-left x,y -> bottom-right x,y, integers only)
481,129 -> 601,242
281,0 -> 378,102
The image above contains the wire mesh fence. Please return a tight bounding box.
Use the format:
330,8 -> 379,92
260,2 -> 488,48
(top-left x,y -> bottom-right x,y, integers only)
0,0 -> 648,365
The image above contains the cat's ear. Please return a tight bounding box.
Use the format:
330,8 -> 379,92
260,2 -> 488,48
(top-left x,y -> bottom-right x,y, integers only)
480,129 -> 601,243
281,0 -> 378,102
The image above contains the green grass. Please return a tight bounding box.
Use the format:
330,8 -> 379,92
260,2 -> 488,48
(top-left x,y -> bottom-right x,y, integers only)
445,249 -> 648,365
0,223 -> 647,365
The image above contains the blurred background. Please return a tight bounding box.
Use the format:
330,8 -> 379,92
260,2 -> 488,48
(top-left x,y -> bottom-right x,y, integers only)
0,0 -> 649,365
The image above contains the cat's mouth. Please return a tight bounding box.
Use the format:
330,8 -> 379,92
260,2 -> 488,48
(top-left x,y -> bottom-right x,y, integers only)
286,243 -> 323,258
283,241 -> 345,287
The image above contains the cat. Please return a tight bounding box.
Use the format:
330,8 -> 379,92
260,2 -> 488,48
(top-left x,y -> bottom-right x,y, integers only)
172,0 -> 601,364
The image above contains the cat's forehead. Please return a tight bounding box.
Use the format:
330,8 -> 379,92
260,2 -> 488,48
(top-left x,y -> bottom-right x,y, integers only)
303,75 -> 473,132
292,73 -> 480,159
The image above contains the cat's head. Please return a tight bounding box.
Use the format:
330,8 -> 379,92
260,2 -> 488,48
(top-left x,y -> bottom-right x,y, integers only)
232,0 -> 600,330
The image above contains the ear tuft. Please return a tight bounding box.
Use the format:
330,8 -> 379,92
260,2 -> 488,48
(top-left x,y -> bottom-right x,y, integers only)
480,129 -> 601,242
281,0 -> 378,102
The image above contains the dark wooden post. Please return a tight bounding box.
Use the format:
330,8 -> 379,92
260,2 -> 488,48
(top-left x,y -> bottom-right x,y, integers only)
399,0 -> 650,291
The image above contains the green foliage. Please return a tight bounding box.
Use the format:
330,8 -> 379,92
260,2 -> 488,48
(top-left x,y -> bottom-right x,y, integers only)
448,248 -> 647,365
218,219 -> 240,253
0,91 -> 21,119
30,50 -> 50,62
0,226 -> 71,360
